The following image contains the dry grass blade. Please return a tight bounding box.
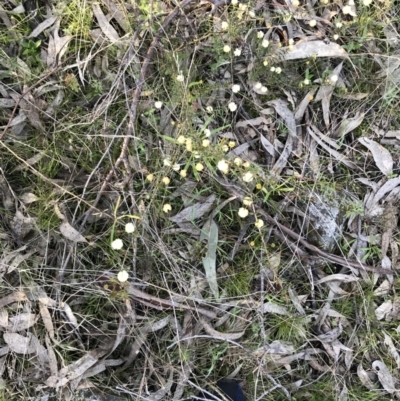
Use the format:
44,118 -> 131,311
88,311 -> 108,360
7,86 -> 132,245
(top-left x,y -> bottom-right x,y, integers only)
358,137 -> 393,176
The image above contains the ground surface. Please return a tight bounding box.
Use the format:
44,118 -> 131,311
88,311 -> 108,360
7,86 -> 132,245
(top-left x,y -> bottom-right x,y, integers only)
1,0 -> 400,400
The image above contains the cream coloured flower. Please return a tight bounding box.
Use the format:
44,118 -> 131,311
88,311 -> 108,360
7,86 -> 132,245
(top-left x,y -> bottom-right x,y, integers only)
363,0 -> 372,5
228,141 -> 236,148
176,73 -> 184,82
292,0 -> 300,6
206,105 -> 214,113
232,84 -> 241,93
223,45 -> 231,53
234,48 -> 242,56
117,270 -> 129,283
242,171 -> 254,182
177,135 -> 186,144
180,170 -> 187,178
154,101 -> 163,109
172,164 -> 181,171
254,219 -> 264,228
333,34 -> 339,40
238,207 -> 249,218
335,21 -> 343,28
162,176 -> 170,185
262,39 -> 269,48
243,161 -> 250,168
195,163 -> 204,171
261,86 -> 268,93
222,144 -> 229,152
202,139 -> 210,147
257,31 -> 264,39
125,223 -> 135,233
309,19 -> 317,27
234,157 -> 243,166
243,197 -> 253,206
228,102 -> 237,112
330,75 -> 339,83
221,21 -> 229,30
146,173 -> 154,182
254,82 -> 262,90
249,10 -> 256,18
217,160 -> 229,174
186,138 -> 193,152
275,67 -> 282,74
163,158 -> 172,167
111,238 -> 123,250
163,204 -> 172,213
204,128 -> 211,137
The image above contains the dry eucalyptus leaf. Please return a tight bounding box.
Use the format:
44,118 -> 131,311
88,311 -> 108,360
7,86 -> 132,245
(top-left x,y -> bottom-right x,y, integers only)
333,111 -> 365,139
28,16 -> 57,38
357,363 -> 376,390
261,302 -> 291,316
294,87 -> 318,121
307,127 -> 358,170
315,62 -> 343,127
200,317 -> 245,340
92,3 -> 121,44
0,98 -> 15,108
317,324 -> 342,343
47,20 -> 72,67
366,176 -> 400,209
266,340 -> 296,355
375,300 -> 393,321
1,249 -> 35,276
260,134 -> 275,156
282,41 -> 348,61
0,292 -> 27,308
236,116 -> 271,128
372,360 -> 398,394
200,218 -> 219,300
358,137 -> 393,176
101,0 -> 131,33
268,99 -> 297,174
384,333 -> 400,368
0,309 -> 8,327
39,301 -> 55,340
315,274 -> 359,284
170,194 -> 216,225
59,222 -> 87,243
3,332 -> 38,354
20,192 -> 39,204
6,313 -> 37,332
